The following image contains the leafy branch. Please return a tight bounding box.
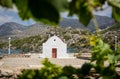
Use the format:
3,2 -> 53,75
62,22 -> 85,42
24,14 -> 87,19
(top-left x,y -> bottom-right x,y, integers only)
0,0 -> 120,26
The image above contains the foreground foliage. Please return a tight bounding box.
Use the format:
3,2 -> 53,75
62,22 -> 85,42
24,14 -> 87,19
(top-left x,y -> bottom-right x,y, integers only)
90,36 -> 120,79
18,59 -> 62,79
0,0 -> 120,25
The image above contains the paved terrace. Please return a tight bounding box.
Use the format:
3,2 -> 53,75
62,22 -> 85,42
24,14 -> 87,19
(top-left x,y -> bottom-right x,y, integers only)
0,53 -> 90,70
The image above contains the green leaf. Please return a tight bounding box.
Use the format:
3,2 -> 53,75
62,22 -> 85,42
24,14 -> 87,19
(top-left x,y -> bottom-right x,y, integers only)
13,0 -> 32,20
108,54 -> 114,64
100,44 -> 112,55
102,66 -> 116,78
40,58 -> 62,79
49,0 -> 68,12
58,76 -> 68,79
108,0 -> 120,8
97,0 -> 106,4
0,0 -> 13,8
13,0 -> 60,25
28,0 -> 60,25
115,55 -> 120,62
0,0 -> 120,27
78,3 -> 93,26
112,6 -> 120,22
62,66 -> 77,78
80,63 -> 93,76
90,0 -> 106,8
97,39 -> 104,46
69,0 -> 93,26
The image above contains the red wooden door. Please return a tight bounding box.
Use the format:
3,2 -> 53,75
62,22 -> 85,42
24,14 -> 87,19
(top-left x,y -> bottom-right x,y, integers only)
52,48 -> 57,58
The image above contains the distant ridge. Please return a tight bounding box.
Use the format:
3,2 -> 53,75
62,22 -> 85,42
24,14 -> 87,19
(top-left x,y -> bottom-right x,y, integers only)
0,15 -> 115,42
59,15 -> 115,31
0,22 -> 27,36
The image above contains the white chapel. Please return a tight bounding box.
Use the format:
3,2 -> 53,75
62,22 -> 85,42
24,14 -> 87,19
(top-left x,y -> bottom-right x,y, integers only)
41,35 -> 69,58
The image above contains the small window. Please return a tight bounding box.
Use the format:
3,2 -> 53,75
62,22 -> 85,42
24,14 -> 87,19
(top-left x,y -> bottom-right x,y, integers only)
54,39 -> 56,41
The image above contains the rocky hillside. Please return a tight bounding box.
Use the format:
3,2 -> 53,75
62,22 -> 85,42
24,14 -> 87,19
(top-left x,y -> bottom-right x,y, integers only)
1,21 -> 120,53
102,22 -> 120,47
0,27 -> 91,53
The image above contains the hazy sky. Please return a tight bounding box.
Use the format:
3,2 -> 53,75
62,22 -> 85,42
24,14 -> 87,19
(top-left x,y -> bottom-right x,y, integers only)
0,3 -> 112,26
0,6 -> 35,26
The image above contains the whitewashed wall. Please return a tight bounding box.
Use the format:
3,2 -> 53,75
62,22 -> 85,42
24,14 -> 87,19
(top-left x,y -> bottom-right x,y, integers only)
42,36 -> 69,58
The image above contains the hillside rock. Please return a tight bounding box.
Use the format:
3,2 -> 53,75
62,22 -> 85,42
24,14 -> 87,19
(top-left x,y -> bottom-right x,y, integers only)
0,22 -> 27,36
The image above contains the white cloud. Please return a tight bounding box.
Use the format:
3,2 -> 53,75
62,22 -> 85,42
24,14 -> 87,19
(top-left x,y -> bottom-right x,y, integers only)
0,6 -> 18,24
0,6 -> 35,26
0,15 -> 14,23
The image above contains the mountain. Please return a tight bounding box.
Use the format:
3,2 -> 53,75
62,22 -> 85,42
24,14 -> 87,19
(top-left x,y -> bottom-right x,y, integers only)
22,23 -> 49,36
87,15 -> 115,31
59,15 -> 115,31
20,15 -> 115,36
59,18 -> 86,29
0,15 -> 116,42
0,22 -> 27,36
